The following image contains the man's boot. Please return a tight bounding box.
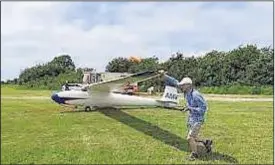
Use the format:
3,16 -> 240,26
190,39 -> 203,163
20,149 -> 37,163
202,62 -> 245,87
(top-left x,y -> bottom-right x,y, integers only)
187,152 -> 198,161
205,139 -> 213,153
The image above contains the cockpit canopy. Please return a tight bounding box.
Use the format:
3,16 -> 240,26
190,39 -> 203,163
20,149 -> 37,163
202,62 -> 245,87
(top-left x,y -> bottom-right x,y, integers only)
61,83 -> 87,91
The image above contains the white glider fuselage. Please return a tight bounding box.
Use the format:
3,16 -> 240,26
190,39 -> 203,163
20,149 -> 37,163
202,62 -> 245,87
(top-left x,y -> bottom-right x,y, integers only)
51,86 -> 179,108
52,70 -> 179,109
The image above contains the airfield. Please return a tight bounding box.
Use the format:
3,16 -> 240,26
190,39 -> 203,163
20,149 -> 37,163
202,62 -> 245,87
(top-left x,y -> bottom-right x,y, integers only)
1,86 -> 273,164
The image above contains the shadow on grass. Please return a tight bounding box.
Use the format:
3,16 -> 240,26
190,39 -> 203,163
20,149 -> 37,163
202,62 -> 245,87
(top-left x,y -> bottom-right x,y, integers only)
60,108 -> 238,163
100,108 -> 189,151
198,152 -> 238,163
98,109 -> 238,163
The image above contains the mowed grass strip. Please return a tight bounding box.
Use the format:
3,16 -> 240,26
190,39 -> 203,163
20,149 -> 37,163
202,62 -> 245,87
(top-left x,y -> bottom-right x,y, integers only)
1,97 -> 273,164
1,85 -> 53,96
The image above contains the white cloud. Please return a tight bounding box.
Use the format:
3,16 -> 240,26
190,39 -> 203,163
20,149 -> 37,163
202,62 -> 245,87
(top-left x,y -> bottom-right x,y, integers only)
1,2 -> 273,81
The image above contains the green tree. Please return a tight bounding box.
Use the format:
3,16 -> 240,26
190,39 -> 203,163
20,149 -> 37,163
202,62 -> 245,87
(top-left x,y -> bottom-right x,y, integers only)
105,57 -> 132,72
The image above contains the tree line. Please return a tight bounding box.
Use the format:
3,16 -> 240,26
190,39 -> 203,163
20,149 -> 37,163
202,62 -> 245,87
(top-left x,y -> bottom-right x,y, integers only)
2,44 -> 273,93
105,44 -> 273,92
2,55 -> 83,90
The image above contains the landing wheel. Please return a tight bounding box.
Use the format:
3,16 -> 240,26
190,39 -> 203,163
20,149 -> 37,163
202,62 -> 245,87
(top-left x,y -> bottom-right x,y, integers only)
84,106 -> 92,112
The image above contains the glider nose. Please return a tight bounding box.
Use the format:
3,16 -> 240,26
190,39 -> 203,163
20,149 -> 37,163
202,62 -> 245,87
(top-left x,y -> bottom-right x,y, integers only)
51,93 -> 64,104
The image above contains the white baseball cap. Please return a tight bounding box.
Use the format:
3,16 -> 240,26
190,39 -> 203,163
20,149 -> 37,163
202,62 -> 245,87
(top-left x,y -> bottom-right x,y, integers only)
178,77 -> 192,85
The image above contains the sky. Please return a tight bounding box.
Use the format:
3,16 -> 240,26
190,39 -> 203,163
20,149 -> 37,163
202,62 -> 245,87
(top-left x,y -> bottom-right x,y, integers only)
1,1 -> 273,81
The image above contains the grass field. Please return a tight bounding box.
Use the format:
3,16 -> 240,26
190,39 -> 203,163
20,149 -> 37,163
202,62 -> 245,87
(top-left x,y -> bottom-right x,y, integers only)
1,85 -> 52,96
1,88 -> 274,164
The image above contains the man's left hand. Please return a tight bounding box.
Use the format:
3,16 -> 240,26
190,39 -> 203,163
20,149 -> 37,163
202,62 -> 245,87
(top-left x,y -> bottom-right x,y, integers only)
181,106 -> 190,112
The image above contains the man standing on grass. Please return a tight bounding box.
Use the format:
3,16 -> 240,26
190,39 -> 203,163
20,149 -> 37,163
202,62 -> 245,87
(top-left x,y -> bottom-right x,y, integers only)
163,74 -> 213,161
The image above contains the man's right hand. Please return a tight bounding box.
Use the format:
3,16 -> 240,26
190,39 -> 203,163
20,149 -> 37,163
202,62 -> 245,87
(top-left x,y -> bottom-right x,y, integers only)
158,70 -> 168,75
158,70 -> 165,74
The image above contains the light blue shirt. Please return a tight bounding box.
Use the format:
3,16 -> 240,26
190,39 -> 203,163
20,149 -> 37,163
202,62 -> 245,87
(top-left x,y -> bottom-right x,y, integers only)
163,74 -> 179,88
164,74 -> 208,125
185,89 -> 207,125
